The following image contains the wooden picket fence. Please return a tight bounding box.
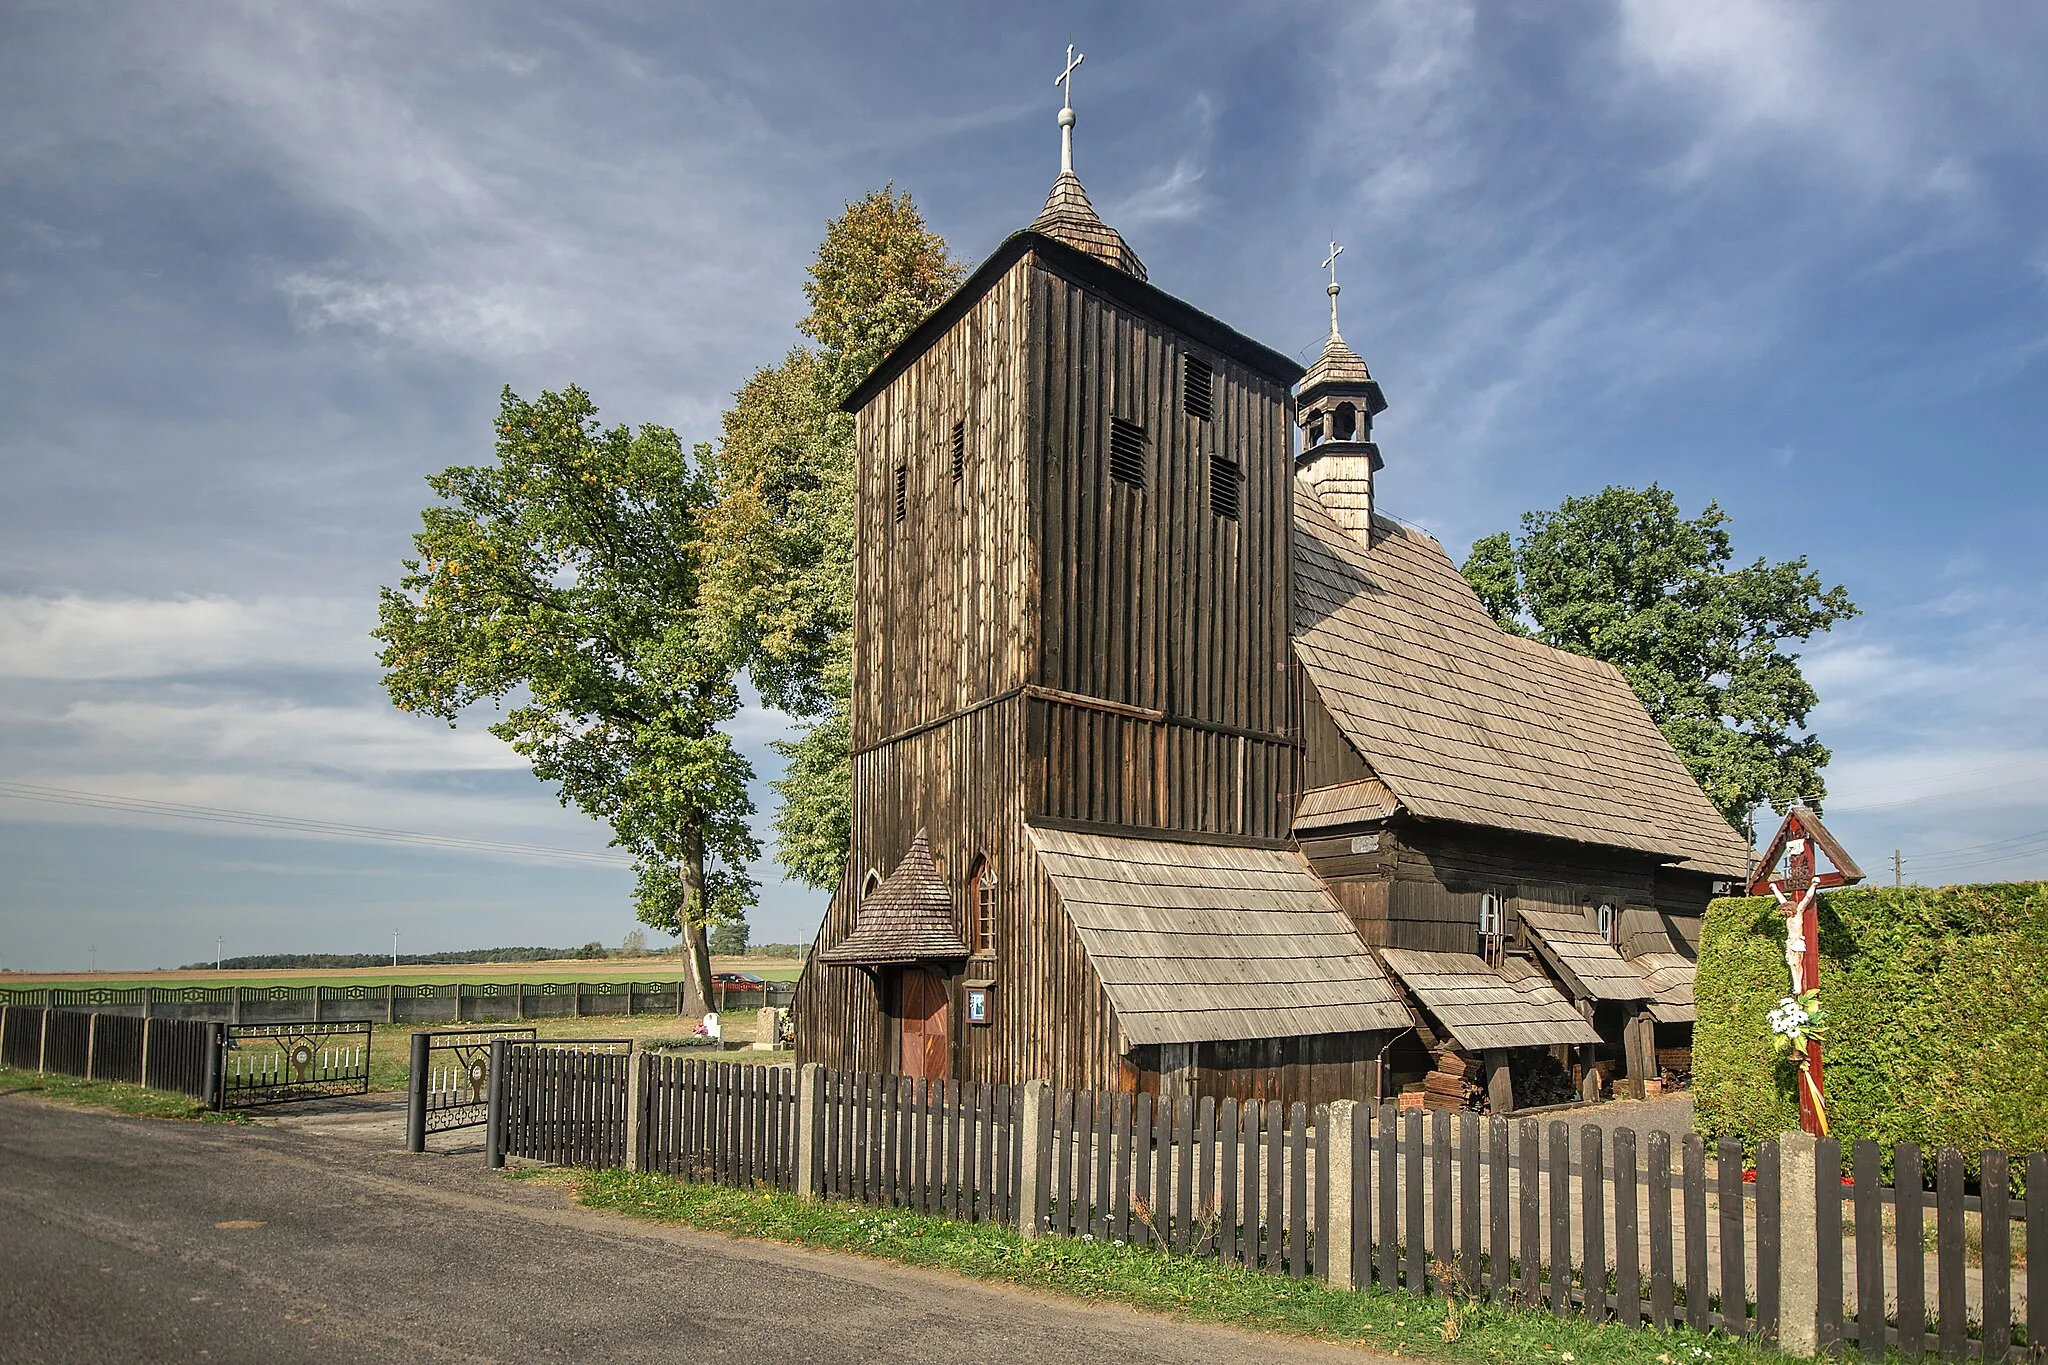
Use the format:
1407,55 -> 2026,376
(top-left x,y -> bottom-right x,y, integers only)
0,1004 -> 219,1103
499,1044 -> 633,1168
638,1055 -> 796,1193
488,1057 -> 2044,1361
1043,1091 -> 1322,1275
815,1069 -> 1021,1224
1818,1137 -> 2044,1361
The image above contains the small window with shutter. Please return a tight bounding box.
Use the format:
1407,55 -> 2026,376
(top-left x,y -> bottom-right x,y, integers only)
951,419 -> 965,484
1183,355 -> 1214,421
894,463 -> 908,523
1108,418 -> 1146,489
1209,454 -> 1241,520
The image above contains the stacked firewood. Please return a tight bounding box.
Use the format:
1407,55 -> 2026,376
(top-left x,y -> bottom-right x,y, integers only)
1402,1050 -> 1480,1112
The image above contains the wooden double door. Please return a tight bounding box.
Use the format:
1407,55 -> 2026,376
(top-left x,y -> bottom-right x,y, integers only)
898,967 -> 950,1081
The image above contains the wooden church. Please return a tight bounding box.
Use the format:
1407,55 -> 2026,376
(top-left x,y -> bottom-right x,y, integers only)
792,61 -> 1752,1112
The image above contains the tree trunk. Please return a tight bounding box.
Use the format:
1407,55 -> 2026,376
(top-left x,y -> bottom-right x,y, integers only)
679,831 -> 715,1016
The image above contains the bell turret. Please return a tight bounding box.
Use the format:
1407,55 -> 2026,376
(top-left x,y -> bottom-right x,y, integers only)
1296,241 -> 1386,543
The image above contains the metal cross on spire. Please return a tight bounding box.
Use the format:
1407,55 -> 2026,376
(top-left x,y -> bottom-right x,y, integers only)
1055,44 -> 1084,175
1322,240 -> 1345,337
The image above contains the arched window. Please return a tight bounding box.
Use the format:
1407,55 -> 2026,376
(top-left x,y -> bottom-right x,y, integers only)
1596,903 -> 1618,946
971,856 -> 995,955
1332,402 -> 1357,441
861,869 -> 881,903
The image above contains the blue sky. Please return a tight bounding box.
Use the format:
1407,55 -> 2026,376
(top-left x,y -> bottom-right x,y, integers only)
3,2 -> 2044,971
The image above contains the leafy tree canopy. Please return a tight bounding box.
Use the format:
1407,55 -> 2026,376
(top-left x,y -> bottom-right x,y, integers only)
701,188 -> 959,889
1460,483 -> 1857,827
375,385 -> 757,1008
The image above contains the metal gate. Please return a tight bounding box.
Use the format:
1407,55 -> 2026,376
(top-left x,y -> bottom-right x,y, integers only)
405,1026 -> 536,1150
220,1020 -> 373,1108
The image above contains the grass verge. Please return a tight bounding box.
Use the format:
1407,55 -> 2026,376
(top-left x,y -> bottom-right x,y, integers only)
0,1064 -> 247,1122
565,1168 -> 1788,1364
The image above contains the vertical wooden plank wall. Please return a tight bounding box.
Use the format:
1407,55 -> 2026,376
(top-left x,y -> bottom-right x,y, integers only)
1027,261 -> 1297,842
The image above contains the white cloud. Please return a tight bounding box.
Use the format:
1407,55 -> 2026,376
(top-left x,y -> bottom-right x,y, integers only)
0,594 -> 371,680
279,272 -> 558,358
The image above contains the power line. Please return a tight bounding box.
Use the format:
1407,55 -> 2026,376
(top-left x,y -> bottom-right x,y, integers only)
1827,773 -> 2045,814
0,780 -> 633,869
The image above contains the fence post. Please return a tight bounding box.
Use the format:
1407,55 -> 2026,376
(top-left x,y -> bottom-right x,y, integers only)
202,1023 -> 223,1110
1016,1079 -> 1051,1239
794,1062 -> 823,1200
230,986 -> 242,1025
1778,1129 -> 1819,1356
39,1007 -> 50,1074
85,1012 -> 98,1081
1325,1099 -> 1358,1289
0,1004 -> 8,1065
140,1017 -> 153,1089
626,1051 -> 645,1173
485,1038 -> 509,1169
406,1032 -> 430,1154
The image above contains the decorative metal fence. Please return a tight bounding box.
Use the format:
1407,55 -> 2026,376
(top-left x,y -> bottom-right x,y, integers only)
0,978 -> 797,1023
405,1026 -> 536,1151
219,1020 -> 373,1108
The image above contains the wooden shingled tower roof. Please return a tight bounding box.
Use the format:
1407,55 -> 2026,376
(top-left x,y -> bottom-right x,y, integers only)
817,831 -> 970,965
1030,171 -> 1146,280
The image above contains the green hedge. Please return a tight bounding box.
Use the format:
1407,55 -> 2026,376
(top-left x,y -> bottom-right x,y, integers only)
1693,883 -> 2048,1179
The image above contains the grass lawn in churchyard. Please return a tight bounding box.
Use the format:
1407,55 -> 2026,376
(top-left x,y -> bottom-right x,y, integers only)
559,1169 -> 1790,1365
0,955 -> 805,992
358,1013 -> 789,1091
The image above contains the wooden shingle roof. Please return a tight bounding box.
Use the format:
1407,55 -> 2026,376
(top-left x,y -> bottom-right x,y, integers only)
1293,779 -> 1401,832
1291,490 -> 1752,877
1379,949 -> 1601,1050
816,831 -> 970,965
1029,171 -> 1147,281
1517,905 -> 1647,1003
1030,827 -> 1411,1047
1632,953 -> 1698,1024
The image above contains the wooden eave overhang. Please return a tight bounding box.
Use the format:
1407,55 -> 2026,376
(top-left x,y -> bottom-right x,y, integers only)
841,229 -> 1306,415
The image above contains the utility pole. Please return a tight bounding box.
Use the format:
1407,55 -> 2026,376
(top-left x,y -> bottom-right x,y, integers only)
1893,849 -> 1903,890
215,936 -> 223,971
392,929 -> 399,968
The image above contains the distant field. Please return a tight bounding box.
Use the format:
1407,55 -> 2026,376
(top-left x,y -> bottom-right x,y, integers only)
0,955 -> 804,991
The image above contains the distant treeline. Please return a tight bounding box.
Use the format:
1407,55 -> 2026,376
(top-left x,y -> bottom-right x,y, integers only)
178,942 -> 809,971
180,946 -> 612,971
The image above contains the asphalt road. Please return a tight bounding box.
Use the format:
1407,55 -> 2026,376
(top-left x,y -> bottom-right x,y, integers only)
0,1094 -> 1388,1364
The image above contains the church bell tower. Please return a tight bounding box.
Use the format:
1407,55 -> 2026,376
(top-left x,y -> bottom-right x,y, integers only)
1295,241 -> 1386,544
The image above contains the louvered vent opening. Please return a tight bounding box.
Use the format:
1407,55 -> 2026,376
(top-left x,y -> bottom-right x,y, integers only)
1183,355 -> 1214,422
1108,418 -> 1147,489
1209,454 -> 1242,520
894,463 -> 908,523
951,419 -> 965,483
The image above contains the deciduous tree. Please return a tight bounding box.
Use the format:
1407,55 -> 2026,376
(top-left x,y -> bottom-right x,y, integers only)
1461,483 -> 1857,828
376,385 -> 756,1011
702,187 -> 959,889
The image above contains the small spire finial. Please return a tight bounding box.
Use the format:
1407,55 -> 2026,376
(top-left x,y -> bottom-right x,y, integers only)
1055,44 -> 1085,175
1322,239 -> 1345,338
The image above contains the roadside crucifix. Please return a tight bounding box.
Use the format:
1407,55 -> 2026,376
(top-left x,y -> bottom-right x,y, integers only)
1747,805 -> 1864,1136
